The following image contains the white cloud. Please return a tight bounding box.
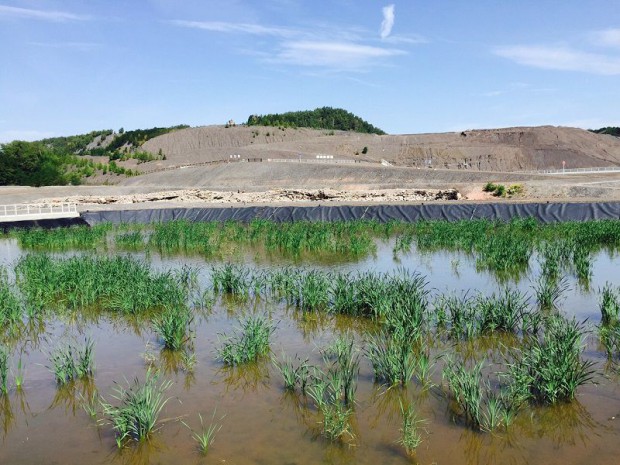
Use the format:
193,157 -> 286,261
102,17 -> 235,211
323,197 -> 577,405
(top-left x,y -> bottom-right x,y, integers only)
275,41 -> 405,69
590,28 -> 620,48
380,4 -> 395,39
172,13 -> 421,72
0,5 -> 89,22
495,45 -> 620,75
382,34 -> 427,45
171,20 -> 297,38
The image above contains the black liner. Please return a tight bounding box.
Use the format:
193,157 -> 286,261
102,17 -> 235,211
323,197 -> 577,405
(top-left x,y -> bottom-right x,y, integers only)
81,202 -> 620,225
0,216 -> 88,232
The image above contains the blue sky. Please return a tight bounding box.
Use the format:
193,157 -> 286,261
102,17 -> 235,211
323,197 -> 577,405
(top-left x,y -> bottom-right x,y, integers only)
1,0 -> 619,141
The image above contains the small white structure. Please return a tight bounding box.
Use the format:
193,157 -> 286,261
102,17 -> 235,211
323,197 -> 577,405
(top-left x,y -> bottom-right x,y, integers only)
0,203 -> 79,223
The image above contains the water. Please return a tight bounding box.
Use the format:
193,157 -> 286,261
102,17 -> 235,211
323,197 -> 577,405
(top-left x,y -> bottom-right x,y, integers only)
0,238 -> 619,465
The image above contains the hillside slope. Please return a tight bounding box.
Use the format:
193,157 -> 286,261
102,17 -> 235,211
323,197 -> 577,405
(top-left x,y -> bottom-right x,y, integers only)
139,125 -> 620,174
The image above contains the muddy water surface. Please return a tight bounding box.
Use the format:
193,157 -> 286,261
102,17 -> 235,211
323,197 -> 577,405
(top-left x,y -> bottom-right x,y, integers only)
0,239 -> 619,465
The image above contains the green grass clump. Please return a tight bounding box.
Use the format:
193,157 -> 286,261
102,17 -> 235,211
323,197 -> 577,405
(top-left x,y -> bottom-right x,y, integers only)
218,315 -> 275,366
211,263 -> 252,297
0,268 -> 21,329
0,347 -> 8,395
397,401 -> 424,455
183,410 -> 224,456
600,283 -> 620,326
507,315 -> 595,405
16,254 -> 187,314
273,353 -> 311,392
10,224 -> 111,250
443,358 -> 516,431
101,371 -> 172,447
366,332 -> 416,387
49,338 -> 95,385
153,307 -> 193,351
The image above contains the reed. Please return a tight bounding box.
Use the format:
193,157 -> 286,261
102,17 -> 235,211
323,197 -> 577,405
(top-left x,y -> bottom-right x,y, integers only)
16,254 -> 187,314
600,283 -> 620,326
365,332 -> 416,387
507,315 -> 595,404
211,263 -> 252,297
0,268 -> 22,329
397,401 -> 423,455
183,410 -> 224,455
101,370 -> 172,447
0,347 -> 8,395
49,338 -> 95,385
273,353 -> 311,392
534,274 -> 569,311
217,315 -> 275,366
153,307 -> 193,351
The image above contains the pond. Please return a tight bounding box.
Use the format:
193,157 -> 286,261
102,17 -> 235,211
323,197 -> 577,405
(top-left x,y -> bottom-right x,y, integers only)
0,220 -> 619,465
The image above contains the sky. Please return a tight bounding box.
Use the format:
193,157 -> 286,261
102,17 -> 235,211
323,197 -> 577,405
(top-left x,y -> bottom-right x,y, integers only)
1,0 -> 619,142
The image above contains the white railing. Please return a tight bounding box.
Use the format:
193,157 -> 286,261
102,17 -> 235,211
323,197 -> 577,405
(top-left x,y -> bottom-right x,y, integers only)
534,166 -> 620,175
266,158 -> 360,164
0,203 -> 78,220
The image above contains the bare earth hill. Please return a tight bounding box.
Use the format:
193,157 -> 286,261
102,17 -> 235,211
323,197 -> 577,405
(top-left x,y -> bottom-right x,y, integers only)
138,125 -> 620,173
5,125 -> 620,207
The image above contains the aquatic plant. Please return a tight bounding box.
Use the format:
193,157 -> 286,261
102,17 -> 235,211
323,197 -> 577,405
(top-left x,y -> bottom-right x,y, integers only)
534,275 -> 569,311
397,401 -> 424,455
49,338 -> 95,385
600,283 -> 620,326
273,353 -> 311,392
101,371 -> 172,447
16,254 -> 187,314
217,315 -> 275,366
443,358 -> 484,427
183,410 -> 224,455
365,332 -> 416,387
0,268 -> 21,329
507,315 -> 595,404
0,347 -> 8,395
153,307 -> 193,351
211,263 -> 252,297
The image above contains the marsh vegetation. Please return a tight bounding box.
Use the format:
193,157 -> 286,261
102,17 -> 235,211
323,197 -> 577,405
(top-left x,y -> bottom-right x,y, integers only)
0,218 -> 619,464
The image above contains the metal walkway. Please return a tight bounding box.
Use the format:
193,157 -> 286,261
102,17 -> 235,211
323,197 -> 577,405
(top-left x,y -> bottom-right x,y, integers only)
0,203 -> 79,223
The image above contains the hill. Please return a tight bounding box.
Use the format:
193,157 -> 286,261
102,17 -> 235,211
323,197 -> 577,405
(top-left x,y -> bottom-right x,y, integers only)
246,107 -> 386,135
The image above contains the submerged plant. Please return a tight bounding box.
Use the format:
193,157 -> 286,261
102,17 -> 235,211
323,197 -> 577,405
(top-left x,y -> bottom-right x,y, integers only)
217,315 -> 275,366
101,371 -> 172,447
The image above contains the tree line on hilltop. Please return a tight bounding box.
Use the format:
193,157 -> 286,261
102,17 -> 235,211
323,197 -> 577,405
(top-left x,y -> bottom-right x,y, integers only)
246,107 -> 386,135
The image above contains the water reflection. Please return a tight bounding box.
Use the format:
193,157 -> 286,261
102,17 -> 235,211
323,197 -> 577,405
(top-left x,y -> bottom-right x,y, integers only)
217,360 -> 271,393
49,377 -> 98,416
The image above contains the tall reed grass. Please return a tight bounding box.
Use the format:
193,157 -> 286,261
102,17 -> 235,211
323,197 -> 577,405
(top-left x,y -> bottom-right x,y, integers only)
16,254 -> 187,314
217,315 -> 275,366
101,370 -> 172,447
